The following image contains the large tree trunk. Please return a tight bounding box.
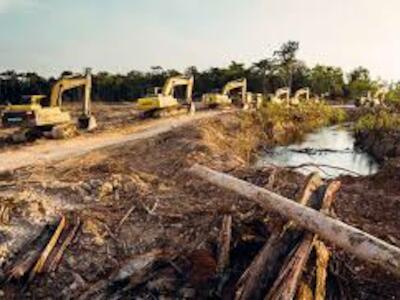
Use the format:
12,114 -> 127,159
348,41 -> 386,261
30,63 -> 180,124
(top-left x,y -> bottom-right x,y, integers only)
188,164 -> 400,278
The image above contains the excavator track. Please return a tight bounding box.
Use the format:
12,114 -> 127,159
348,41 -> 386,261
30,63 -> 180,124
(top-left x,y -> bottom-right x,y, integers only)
49,123 -> 79,139
142,103 -> 195,119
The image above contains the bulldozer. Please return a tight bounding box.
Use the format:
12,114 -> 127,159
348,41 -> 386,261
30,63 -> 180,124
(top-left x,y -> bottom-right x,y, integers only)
136,75 -> 195,118
202,78 -> 247,109
357,87 -> 389,107
1,68 -> 96,142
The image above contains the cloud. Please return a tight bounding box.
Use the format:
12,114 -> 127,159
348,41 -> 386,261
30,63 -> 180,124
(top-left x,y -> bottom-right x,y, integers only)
0,0 -> 36,14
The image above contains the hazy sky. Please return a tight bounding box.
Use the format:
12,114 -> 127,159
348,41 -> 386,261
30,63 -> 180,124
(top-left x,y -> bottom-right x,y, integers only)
1,0 -> 399,80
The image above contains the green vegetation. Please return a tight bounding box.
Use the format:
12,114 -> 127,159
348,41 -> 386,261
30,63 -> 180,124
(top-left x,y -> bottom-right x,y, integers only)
0,41 -> 398,104
259,102 -> 347,131
355,110 -> 400,131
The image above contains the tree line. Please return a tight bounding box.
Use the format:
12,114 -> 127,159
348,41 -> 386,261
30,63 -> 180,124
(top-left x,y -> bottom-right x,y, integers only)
1,41 -> 399,105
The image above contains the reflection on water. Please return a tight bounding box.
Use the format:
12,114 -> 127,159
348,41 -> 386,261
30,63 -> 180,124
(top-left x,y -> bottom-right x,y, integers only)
257,125 -> 379,178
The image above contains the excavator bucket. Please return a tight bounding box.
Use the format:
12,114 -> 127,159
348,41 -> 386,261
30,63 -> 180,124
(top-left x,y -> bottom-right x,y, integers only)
78,115 -> 97,131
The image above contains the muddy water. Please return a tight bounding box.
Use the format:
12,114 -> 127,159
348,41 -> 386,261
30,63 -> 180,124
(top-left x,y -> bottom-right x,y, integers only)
257,125 -> 379,178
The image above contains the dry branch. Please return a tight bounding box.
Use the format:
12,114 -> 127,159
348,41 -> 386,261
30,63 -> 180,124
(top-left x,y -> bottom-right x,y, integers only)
188,164 -> 400,278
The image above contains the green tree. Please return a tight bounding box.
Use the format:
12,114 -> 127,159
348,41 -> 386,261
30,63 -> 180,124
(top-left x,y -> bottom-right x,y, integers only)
309,65 -> 345,99
273,41 -> 300,89
347,67 -> 376,99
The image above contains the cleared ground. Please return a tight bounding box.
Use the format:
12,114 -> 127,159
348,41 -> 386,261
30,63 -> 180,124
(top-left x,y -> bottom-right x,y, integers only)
0,105 -> 399,299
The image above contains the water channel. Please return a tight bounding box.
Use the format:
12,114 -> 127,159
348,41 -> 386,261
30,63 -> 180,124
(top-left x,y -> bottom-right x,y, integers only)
257,125 -> 379,178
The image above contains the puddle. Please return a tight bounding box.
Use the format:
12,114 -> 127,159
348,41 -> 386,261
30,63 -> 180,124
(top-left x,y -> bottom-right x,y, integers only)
257,125 -> 379,178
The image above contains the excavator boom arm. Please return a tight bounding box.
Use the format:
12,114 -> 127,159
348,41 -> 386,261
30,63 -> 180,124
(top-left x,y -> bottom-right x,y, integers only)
49,69 -> 92,116
161,75 -> 194,103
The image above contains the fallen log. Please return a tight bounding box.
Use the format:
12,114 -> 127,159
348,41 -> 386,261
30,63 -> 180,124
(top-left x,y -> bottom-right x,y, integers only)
235,173 -> 323,300
217,214 -> 232,274
188,164 -> 400,278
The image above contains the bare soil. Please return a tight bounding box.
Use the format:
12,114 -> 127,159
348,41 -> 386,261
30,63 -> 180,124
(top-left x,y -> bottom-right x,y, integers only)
0,111 -> 399,299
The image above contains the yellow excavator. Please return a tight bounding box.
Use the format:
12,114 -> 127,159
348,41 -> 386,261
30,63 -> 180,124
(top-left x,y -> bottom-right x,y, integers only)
202,78 -> 247,109
291,88 -> 310,105
271,87 -> 290,104
136,75 -> 195,118
1,68 -> 96,142
357,87 -> 389,107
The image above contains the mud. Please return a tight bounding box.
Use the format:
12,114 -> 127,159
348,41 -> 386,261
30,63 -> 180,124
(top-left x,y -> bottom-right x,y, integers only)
0,110 -> 399,299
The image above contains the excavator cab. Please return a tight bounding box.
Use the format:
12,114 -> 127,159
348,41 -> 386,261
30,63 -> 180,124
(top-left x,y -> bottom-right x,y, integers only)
2,95 -> 48,127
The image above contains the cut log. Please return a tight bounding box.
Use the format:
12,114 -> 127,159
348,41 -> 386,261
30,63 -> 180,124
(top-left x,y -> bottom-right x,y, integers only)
234,173 -> 323,300
188,164 -> 400,278
217,214 -> 232,273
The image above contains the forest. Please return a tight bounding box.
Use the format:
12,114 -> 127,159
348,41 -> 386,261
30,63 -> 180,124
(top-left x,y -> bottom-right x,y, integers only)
1,41 -> 400,104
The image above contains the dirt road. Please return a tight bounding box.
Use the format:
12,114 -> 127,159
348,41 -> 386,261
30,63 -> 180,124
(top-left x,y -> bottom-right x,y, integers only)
0,110 -> 225,173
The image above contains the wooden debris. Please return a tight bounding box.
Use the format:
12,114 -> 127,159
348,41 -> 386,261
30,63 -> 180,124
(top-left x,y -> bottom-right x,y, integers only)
47,216 -> 81,272
234,173 -> 323,300
266,180 -> 341,299
116,204 -> 136,232
265,233 -> 315,300
217,214 -> 232,274
78,249 -> 167,300
314,240 -> 330,300
5,221 -> 60,280
296,281 -> 313,300
189,164 -> 400,278
29,216 -> 66,280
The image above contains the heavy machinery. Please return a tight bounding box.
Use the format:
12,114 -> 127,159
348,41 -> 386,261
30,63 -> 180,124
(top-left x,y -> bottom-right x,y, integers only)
1,69 -> 96,142
245,92 -> 264,110
291,88 -> 310,105
136,75 -> 195,118
271,87 -> 290,104
357,87 -> 389,107
202,78 -> 247,109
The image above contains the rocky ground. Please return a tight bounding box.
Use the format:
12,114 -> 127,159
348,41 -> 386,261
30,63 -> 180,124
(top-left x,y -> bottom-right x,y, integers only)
0,108 -> 399,299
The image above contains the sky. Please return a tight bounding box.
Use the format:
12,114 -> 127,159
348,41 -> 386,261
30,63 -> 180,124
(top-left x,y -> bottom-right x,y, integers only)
0,0 -> 400,81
